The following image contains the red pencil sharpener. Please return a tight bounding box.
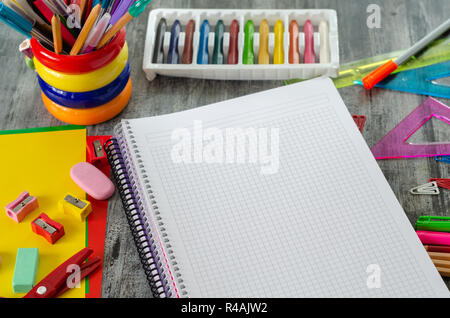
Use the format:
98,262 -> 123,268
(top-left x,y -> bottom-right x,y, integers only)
31,213 -> 65,244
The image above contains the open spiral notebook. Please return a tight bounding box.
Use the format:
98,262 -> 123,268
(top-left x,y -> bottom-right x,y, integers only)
104,77 -> 448,297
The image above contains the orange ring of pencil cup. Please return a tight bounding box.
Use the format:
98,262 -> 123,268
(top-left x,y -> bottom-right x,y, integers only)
42,78 -> 132,125
30,28 -> 126,74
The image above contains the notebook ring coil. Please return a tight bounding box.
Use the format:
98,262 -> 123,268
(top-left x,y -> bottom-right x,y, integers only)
104,137 -> 171,298
122,120 -> 188,297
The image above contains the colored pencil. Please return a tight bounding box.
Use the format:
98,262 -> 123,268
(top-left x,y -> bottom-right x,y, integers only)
69,3 -> 100,55
95,10 -> 131,49
51,14 -> 62,53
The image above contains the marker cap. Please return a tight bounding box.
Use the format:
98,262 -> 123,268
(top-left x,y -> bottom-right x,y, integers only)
362,59 -> 398,90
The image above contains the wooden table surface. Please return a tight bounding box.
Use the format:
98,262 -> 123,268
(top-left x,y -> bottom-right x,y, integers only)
0,0 -> 448,297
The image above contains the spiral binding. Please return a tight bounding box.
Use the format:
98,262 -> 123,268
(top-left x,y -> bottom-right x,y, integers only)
104,137 -> 171,298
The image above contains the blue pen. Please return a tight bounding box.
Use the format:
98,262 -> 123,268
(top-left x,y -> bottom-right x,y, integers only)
0,3 -> 53,48
197,20 -> 210,64
167,20 -> 181,64
0,3 -> 32,37
101,0 -> 111,9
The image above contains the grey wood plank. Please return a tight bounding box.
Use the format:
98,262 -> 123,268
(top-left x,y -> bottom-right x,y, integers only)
0,0 -> 447,297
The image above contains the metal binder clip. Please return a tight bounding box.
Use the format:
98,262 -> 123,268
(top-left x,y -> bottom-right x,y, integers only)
58,194 -> 92,222
5,191 -> 39,223
410,182 -> 440,195
31,213 -> 65,244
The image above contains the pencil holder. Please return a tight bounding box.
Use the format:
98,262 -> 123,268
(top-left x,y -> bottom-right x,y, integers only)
30,28 -> 131,125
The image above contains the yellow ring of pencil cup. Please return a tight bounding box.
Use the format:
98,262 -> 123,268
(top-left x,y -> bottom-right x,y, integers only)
34,42 -> 129,92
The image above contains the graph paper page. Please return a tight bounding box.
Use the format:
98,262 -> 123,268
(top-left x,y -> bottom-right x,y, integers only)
124,77 -> 449,297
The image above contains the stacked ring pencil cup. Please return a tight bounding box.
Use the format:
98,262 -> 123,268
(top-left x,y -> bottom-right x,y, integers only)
30,28 -> 131,126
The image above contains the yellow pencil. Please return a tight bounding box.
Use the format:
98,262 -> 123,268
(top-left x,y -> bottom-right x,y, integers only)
96,12 -> 132,49
70,4 -> 101,55
79,0 -> 87,23
51,15 -> 62,54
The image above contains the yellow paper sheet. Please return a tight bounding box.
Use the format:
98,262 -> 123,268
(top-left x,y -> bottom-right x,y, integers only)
0,126 -> 86,298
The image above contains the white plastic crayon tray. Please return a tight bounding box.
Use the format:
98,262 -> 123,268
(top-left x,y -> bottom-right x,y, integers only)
143,9 -> 339,81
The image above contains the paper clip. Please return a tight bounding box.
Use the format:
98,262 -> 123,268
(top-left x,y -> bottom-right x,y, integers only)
152,18 -> 166,63
243,20 -> 254,64
410,182 -> 440,195
352,115 -> 367,132
167,19 -> 181,64
227,19 -> 239,64
31,213 -> 65,244
182,19 -> 194,64
197,19 -> 210,64
435,156 -> 450,164
6,191 -> 39,223
428,178 -> 450,190
274,20 -> 284,64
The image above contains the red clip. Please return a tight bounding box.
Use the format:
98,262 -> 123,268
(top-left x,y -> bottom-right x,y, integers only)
86,136 -> 112,166
352,115 -> 367,132
428,178 -> 450,190
31,213 -> 65,244
24,247 -> 101,298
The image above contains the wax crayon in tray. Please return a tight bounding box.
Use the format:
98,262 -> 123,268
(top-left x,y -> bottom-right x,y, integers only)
143,9 -> 339,81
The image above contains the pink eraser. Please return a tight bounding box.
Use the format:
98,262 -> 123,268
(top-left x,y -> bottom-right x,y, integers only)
417,230 -> 450,246
70,162 -> 115,200
5,191 -> 39,223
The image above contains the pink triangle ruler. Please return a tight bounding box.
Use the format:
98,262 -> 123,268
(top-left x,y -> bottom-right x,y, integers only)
371,98 -> 450,159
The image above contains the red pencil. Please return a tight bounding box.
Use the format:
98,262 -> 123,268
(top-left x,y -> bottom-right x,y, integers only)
425,245 -> 450,254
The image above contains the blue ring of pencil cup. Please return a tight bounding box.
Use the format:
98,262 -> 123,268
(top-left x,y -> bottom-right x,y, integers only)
37,62 -> 130,108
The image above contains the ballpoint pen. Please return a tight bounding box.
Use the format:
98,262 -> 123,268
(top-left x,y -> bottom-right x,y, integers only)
82,12 -> 110,53
0,2 -> 53,48
3,0 -> 34,23
362,18 -> 450,89
109,0 -> 133,25
96,0 -> 152,49
70,3 -> 100,55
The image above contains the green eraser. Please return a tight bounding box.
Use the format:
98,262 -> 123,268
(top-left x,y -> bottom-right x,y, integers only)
13,248 -> 39,293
